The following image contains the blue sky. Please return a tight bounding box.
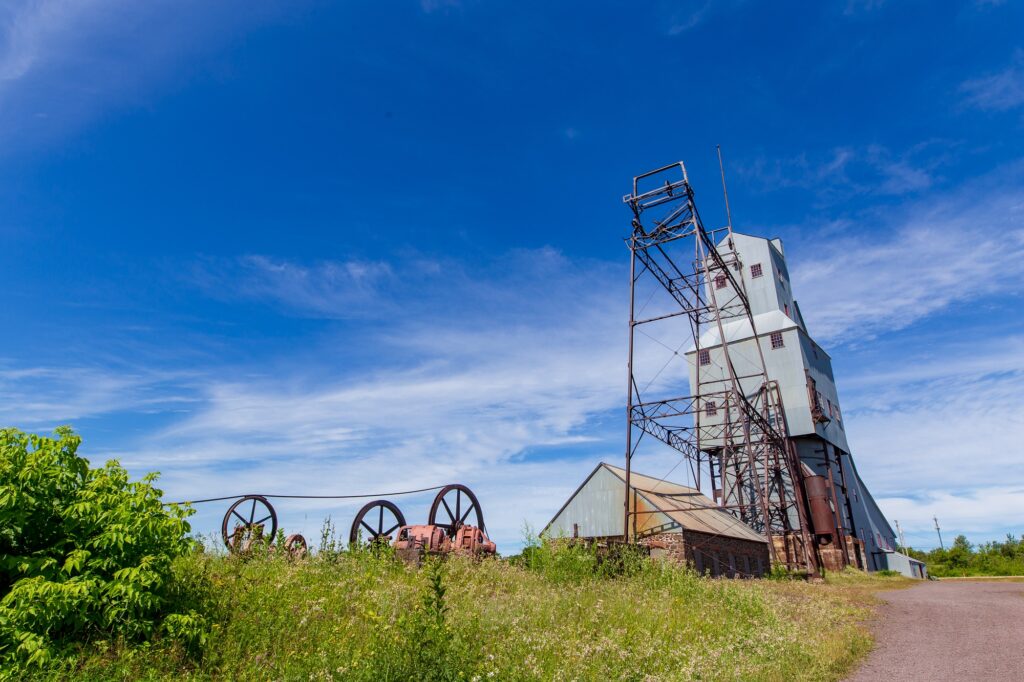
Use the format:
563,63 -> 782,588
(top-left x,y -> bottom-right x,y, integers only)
1,0 -> 1022,551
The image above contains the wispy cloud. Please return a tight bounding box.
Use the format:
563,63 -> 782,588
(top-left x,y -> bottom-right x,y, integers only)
738,143 -> 945,200
843,0 -> 886,15
879,487 -> 1024,548
189,255 -> 396,318
841,334 -> 1024,546
419,0 -> 461,13
960,50 -> 1024,112
789,163 -> 1024,342
0,363 -> 199,426
0,0 -> 294,151
666,1 -> 713,35
0,0 -> 107,84
121,248 -> 630,547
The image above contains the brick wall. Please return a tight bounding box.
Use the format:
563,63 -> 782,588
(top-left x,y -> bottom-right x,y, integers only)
639,531 -> 770,578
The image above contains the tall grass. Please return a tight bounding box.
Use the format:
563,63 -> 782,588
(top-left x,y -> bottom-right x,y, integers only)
39,540 -> 900,681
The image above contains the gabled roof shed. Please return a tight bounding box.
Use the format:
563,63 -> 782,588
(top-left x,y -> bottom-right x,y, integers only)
544,462 -> 765,544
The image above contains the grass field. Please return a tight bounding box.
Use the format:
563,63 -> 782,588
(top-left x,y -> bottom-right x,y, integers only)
26,541 -> 911,682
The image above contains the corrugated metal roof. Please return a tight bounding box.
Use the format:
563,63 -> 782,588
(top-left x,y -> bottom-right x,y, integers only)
602,463 -> 766,543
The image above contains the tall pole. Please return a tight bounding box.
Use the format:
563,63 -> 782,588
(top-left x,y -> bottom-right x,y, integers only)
934,516 -> 944,550
894,519 -> 906,553
623,240 -> 637,542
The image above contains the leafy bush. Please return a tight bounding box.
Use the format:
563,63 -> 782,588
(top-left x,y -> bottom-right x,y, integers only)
514,526 -> 650,582
0,427 -> 203,671
907,533 -> 1024,577
875,569 -> 900,577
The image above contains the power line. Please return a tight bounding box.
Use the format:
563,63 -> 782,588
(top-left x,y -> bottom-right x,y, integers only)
164,484 -> 448,507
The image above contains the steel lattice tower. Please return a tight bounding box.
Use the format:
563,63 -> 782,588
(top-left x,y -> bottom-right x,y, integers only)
622,161 -> 818,573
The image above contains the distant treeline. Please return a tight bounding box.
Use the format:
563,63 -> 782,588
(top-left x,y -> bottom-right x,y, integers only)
906,534 -> 1024,577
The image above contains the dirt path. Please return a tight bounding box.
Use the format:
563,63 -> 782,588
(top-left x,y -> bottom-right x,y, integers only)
845,579 -> 1024,681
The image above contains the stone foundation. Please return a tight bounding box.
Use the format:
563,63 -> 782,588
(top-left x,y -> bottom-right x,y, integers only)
771,532 -> 868,574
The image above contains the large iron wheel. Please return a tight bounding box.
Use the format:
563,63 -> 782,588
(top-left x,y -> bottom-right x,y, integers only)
283,533 -> 308,560
349,500 -> 406,546
222,495 -> 278,552
428,484 -> 484,536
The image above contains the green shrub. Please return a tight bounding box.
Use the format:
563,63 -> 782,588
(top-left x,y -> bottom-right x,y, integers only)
907,533 -> 1024,577
0,427 -> 204,672
875,569 -> 900,577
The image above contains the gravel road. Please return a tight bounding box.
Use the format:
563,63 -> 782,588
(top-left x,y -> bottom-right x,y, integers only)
845,579 -> 1024,681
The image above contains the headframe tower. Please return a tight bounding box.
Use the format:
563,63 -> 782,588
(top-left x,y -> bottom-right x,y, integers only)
622,161 -> 818,573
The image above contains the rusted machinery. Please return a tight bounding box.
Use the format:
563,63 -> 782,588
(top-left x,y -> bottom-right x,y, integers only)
221,494 -> 307,558
348,484 -> 496,564
218,483 -> 495,563
803,475 -> 836,546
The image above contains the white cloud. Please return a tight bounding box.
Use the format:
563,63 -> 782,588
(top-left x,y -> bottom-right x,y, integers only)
667,1 -> 713,35
420,0 -> 461,13
0,0 -> 293,150
189,255 -> 396,318
789,165 -> 1024,342
960,51 -> 1024,112
0,363 -> 198,426
112,249 -> 631,549
879,487 -> 1024,550
0,0 -> 105,84
837,332 -> 1024,548
738,144 -> 941,200
843,0 -> 886,15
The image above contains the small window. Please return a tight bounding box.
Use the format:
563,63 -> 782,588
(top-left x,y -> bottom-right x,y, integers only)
714,274 -> 727,289
832,403 -> 842,422
750,263 -> 763,278
698,349 -> 711,366
784,303 -> 790,317
705,401 -> 717,417
770,331 -> 784,349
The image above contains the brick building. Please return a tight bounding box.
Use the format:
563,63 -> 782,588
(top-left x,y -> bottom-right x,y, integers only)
543,463 -> 770,578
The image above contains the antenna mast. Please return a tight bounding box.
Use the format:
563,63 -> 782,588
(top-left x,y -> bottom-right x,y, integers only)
717,145 -> 734,235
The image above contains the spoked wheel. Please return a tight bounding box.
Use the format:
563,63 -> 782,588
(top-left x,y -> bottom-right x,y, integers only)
283,534 -> 308,560
349,500 -> 406,546
428,484 -> 484,536
222,495 -> 278,553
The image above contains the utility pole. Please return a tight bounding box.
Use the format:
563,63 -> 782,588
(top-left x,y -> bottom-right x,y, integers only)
933,516 -> 944,550
894,519 -> 906,553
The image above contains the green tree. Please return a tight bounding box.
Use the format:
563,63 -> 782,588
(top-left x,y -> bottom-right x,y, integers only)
0,427 -> 200,670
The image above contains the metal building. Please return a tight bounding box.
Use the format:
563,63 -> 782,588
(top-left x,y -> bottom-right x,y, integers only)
683,231 -> 899,571
544,463 -> 771,577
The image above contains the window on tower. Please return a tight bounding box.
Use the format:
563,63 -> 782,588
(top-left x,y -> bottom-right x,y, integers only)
698,349 -> 711,366
705,401 -> 717,417
750,263 -> 763,278
770,331 -> 784,349
714,274 -> 727,289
